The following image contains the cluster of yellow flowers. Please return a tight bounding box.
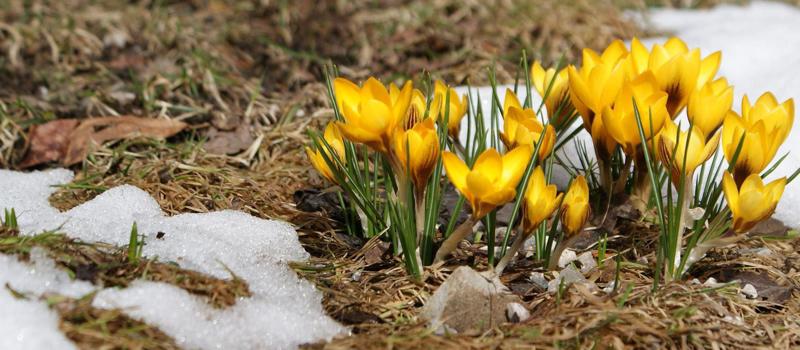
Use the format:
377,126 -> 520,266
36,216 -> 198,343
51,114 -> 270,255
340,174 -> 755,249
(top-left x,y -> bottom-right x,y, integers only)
306,78 -> 467,189
307,36 -> 794,274
308,73 -> 591,265
556,37 -> 793,234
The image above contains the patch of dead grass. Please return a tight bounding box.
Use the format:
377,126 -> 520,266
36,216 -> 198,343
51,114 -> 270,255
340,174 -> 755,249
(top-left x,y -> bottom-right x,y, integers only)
52,294 -> 181,350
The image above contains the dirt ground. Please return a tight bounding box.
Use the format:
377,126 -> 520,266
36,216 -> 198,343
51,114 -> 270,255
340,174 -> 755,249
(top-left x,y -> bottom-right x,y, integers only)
2,0 -> 799,349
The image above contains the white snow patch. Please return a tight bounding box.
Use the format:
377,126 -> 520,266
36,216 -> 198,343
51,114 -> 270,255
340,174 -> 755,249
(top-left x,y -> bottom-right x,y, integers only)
0,290 -> 77,350
0,249 -> 96,350
0,169 -> 343,350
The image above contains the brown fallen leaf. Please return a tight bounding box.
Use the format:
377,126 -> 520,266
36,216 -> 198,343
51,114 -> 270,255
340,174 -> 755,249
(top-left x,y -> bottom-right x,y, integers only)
749,218 -> 791,237
63,116 -> 187,166
716,270 -> 793,305
203,124 -> 254,155
19,119 -> 80,168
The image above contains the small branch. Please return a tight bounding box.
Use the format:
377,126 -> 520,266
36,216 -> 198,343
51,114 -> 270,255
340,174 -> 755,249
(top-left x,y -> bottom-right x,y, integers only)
433,216 -> 478,264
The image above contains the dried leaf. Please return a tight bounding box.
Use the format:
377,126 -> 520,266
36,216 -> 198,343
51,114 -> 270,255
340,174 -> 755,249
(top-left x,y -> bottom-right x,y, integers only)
717,270 -> 793,305
63,116 -> 187,166
750,218 -> 791,237
19,119 -> 80,168
203,124 -> 254,155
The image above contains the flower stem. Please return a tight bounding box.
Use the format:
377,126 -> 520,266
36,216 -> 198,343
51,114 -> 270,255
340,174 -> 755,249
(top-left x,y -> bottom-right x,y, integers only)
672,179 -> 694,277
632,149 -> 652,212
613,156 -> 633,196
415,188 -> 426,246
547,234 -> 582,270
494,226 -> 526,274
598,157 -> 613,199
433,216 -> 477,264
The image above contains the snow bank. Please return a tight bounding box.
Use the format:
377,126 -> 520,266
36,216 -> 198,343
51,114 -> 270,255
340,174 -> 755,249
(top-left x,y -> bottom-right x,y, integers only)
0,169 -> 343,350
457,1 -> 800,228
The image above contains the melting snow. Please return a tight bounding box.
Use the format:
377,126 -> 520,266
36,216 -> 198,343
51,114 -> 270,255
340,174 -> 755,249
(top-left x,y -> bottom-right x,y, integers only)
0,249 -> 96,350
0,169 -> 343,350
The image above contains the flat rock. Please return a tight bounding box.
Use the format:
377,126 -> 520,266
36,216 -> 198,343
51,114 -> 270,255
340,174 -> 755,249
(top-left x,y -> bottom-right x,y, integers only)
421,266 -> 521,334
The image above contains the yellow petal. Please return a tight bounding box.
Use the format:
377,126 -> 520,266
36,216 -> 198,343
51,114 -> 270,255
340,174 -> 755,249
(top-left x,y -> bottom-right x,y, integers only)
697,51 -> 722,88
722,171 -> 739,218
500,145 -> 532,187
503,88 -> 523,116
333,78 -> 362,111
443,151 -> 469,196
473,148 -> 503,183
362,77 -> 391,105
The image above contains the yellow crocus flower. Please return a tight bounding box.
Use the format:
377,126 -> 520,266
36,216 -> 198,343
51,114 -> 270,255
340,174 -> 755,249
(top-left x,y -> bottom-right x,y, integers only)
334,77 -> 412,153
499,106 -> 556,159
398,88 -> 441,131
561,175 -> 590,237
567,56 -> 628,132
722,93 -> 793,184
522,167 -> 563,233
629,37 -> 721,118
306,123 -> 346,183
531,61 -> 572,128
687,78 -> 734,137
582,39 -> 630,71
657,118 -> 721,186
722,171 -> 786,233
393,118 -> 440,188
722,113 -> 781,185
601,71 -> 669,155
568,40 -> 629,128
740,92 -> 794,144
442,146 -> 532,219
433,81 -> 468,137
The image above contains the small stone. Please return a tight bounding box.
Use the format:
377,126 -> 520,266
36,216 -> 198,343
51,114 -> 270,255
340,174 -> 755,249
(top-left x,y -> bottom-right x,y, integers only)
722,315 -> 744,326
739,247 -> 774,257
558,249 -> 578,268
547,265 -> 590,294
352,270 -> 362,282
108,91 -> 136,106
577,251 -> 597,274
687,207 -> 706,221
529,272 -> 549,290
506,303 -> 530,323
602,281 -> 617,294
741,283 -> 759,299
690,278 -> 701,285
421,267 -> 521,334
103,30 -> 129,48
703,277 -> 719,287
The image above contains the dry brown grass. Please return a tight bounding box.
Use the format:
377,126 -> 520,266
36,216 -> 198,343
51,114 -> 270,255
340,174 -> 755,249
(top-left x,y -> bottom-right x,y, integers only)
297,231 -> 800,349
4,0 -> 799,349
54,294 -> 181,350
